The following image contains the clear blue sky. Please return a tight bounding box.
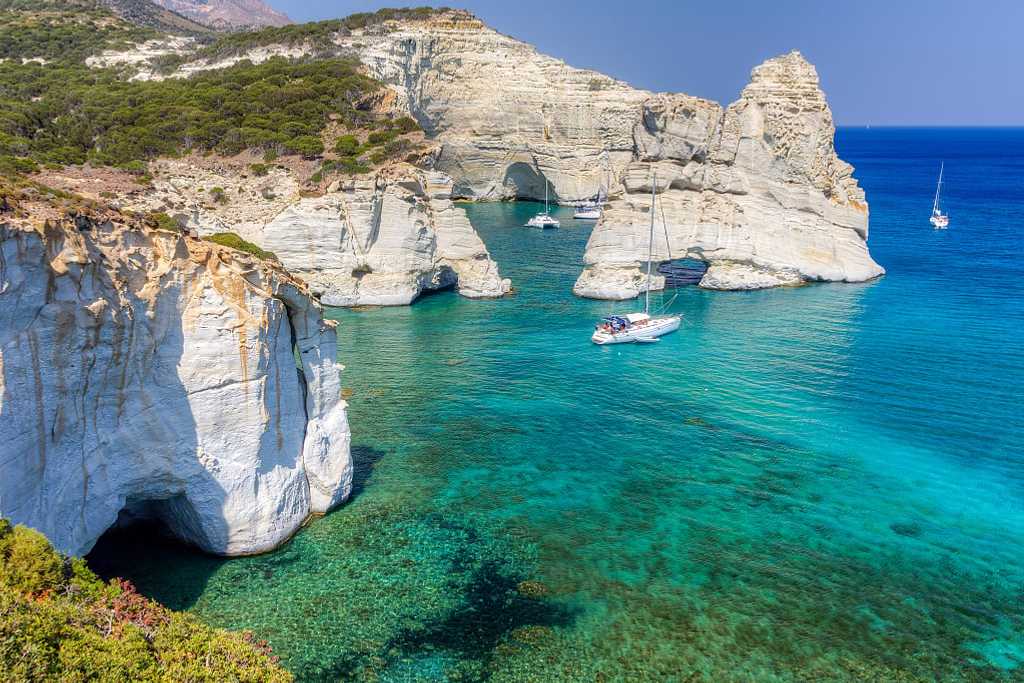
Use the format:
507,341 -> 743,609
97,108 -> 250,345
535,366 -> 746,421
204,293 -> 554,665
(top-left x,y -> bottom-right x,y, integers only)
269,0 -> 1022,126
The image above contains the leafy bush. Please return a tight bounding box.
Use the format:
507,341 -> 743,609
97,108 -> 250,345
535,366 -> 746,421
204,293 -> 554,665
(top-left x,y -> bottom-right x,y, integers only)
333,134 -> 360,156
390,116 -> 420,134
148,211 -> 179,232
250,163 -> 270,177
286,134 -> 324,159
205,232 -> 277,262
0,520 -> 291,682
366,130 -> 397,147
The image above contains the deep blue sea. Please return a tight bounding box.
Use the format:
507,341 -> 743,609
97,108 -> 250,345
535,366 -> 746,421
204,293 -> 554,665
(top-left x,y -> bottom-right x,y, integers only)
91,129 -> 1024,681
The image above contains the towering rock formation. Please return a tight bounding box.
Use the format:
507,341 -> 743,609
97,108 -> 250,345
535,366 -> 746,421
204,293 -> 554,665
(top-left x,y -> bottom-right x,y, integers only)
575,52 -> 883,295
0,212 -> 351,557
94,9 -> 882,295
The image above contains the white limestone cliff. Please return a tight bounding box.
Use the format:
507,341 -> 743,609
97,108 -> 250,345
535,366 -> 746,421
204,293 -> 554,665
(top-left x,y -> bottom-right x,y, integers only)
116,160 -> 510,307
0,214 -> 352,557
260,170 -> 511,306
90,11 -> 881,295
575,52 -> 883,296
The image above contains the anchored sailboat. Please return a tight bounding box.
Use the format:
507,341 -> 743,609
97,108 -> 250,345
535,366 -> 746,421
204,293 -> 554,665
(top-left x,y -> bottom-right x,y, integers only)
930,162 -> 950,229
574,152 -> 608,220
526,179 -> 560,228
591,173 -> 682,345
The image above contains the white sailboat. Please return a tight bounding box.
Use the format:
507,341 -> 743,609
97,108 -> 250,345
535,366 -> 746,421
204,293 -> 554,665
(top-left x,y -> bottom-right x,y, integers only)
574,152 -> 608,220
591,173 -> 682,345
573,198 -> 603,221
930,162 -> 950,229
526,180 -> 560,228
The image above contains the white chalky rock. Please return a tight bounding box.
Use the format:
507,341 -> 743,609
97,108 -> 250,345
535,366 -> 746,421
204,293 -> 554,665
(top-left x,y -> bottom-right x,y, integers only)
0,216 -> 351,557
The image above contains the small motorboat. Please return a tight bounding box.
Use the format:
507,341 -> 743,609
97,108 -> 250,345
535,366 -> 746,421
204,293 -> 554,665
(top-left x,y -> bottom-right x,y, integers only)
526,180 -> 560,228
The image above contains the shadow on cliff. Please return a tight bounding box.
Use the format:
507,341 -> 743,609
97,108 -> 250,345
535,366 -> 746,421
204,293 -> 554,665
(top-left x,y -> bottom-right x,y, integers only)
504,162 -> 556,203
82,242 -> 231,610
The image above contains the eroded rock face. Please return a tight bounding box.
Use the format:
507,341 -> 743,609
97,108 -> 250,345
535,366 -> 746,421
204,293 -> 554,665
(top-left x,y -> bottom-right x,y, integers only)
119,160 -> 510,307
0,216 -> 351,557
350,23 -> 881,293
92,12 -> 881,295
261,170 -> 510,306
575,52 -> 884,296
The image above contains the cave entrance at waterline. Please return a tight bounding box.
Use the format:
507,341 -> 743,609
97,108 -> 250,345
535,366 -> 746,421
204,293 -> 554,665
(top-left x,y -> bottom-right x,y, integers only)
502,162 -> 558,203
86,496 -> 222,610
657,259 -> 708,289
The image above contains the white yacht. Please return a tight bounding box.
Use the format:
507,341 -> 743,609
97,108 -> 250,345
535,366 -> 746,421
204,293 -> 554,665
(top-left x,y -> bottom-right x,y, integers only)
591,172 -> 681,345
930,162 -> 950,229
573,201 -> 602,220
526,181 -> 560,228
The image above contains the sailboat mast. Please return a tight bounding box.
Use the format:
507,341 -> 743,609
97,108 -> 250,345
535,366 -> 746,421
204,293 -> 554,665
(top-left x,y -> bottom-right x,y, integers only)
645,172 -> 656,316
933,162 -> 944,214
544,178 -> 549,213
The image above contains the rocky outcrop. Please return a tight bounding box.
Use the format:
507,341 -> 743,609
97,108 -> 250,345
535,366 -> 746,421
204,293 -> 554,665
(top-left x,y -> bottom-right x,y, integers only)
575,52 -> 882,296
117,160 -> 510,306
88,11 -> 881,295
0,214 -> 351,557
151,0 -> 291,28
260,170 -> 510,306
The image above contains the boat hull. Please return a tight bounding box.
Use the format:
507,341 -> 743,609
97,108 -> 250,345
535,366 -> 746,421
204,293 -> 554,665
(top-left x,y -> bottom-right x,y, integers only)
591,316 -> 681,345
573,208 -> 601,220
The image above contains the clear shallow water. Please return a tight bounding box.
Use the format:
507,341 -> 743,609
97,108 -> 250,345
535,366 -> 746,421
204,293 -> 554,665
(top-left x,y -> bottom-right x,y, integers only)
91,129 -> 1024,681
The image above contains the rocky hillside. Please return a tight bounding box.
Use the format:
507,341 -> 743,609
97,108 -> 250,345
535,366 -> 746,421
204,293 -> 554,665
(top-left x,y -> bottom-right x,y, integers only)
153,0 -> 290,28
100,8 -> 882,293
101,0 -> 214,33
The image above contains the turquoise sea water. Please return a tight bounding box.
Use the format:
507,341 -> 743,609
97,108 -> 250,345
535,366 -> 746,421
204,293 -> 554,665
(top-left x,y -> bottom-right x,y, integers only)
90,129 -> 1024,681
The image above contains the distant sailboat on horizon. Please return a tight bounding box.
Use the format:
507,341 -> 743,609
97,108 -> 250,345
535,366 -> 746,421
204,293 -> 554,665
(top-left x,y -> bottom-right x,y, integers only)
930,162 -> 950,229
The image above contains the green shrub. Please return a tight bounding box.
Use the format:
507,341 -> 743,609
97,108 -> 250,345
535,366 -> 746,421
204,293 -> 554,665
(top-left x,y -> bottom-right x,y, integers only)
366,130 -> 397,147
208,186 -> 227,204
0,56 -> 379,169
391,116 -> 420,133
250,163 -> 270,177
0,520 -> 291,682
337,157 -> 370,175
148,211 -> 179,232
0,155 -> 39,177
285,135 -> 324,159
205,232 -> 278,262
333,134 -> 360,156
118,160 -> 148,176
